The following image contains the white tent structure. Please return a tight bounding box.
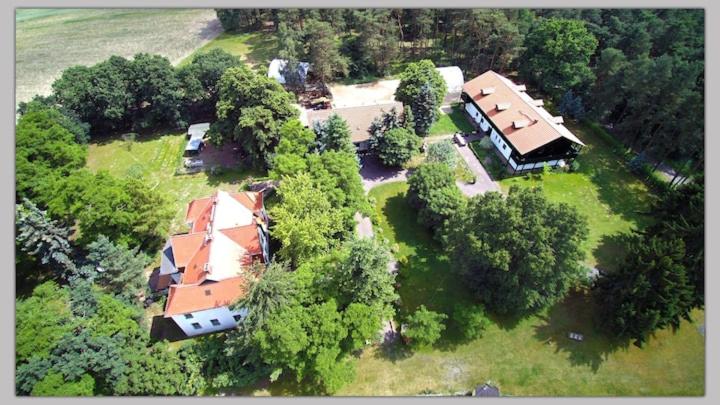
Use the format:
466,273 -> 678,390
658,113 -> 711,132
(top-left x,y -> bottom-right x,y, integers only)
436,66 -> 464,104
268,59 -> 310,85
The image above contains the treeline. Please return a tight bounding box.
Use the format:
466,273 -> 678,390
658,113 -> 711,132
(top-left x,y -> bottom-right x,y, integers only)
216,8 -> 704,174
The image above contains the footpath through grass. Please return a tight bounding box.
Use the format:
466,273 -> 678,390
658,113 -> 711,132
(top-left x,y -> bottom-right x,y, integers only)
335,181 -> 705,396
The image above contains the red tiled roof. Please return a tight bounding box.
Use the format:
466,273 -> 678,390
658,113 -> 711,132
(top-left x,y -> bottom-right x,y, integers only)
164,276 -> 249,317
220,225 -> 262,265
230,191 -> 264,213
182,240 -> 211,285
169,233 -> 205,268
462,71 -> 583,155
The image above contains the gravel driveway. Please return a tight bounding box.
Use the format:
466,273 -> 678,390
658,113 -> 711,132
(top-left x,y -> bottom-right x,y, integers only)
453,134 -> 502,197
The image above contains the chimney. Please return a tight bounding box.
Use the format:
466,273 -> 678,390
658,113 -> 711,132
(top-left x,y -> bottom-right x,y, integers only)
496,102 -> 511,111
513,120 -> 529,129
481,87 -> 496,95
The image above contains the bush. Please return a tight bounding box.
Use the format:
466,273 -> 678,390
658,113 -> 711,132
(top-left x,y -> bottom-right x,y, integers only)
426,140 -> 458,169
477,136 -> 493,150
569,160 -> 581,172
402,305 -> 448,348
452,303 -> 491,340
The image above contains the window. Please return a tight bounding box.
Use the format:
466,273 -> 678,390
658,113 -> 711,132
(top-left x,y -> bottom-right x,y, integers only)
191,322 -> 201,330
210,319 -> 220,326
233,314 -> 244,322
184,313 -> 193,319
502,144 -> 507,150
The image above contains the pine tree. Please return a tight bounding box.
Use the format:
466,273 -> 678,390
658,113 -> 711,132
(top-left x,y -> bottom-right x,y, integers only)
15,198 -> 76,276
594,234 -> 695,346
411,83 -> 438,136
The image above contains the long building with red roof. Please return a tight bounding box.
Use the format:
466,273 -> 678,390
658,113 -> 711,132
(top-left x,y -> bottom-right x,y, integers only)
461,70 -> 584,173
155,190 -> 270,337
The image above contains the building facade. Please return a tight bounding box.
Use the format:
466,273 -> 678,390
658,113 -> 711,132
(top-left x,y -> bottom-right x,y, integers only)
155,190 -> 270,337
461,71 -> 584,174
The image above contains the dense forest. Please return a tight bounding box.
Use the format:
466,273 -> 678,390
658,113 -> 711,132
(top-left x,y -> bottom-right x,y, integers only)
218,8 -> 704,177
15,8 -> 704,396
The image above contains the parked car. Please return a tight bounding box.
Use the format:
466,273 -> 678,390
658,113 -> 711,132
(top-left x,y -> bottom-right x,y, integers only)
184,158 -> 204,169
454,133 -> 467,147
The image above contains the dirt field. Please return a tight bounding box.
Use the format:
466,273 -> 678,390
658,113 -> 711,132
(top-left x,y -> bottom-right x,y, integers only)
15,9 -> 221,105
329,79 -> 401,108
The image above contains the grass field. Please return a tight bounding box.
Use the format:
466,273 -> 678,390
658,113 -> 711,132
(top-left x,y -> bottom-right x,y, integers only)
15,8 -> 220,104
497,121 -> 655,270
85,131 -> 263,235
332,181 -> 705,396
429,105 -> 476,136
179,31 -> 278,67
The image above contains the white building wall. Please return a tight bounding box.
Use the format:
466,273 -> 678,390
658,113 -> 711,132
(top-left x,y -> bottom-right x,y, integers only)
489,130 -> 512,160
172,306 -> 249,337
465,102 -> 482,124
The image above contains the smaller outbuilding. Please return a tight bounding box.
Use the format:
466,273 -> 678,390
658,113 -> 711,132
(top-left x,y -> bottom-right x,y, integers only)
473,383 -> 500,397
435,66 -> 464,105
268,58 -> 310,86
185,122 -> 210,157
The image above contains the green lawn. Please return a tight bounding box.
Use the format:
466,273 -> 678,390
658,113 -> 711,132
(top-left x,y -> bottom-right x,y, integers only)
179,31 -> 278,67
498,121 -> 655,270
429,104 -> 475,136
86,131 -> 263,235
334,181 -> 704,396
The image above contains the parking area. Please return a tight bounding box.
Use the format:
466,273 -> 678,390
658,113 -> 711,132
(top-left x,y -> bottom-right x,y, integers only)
329,79 -> 401,108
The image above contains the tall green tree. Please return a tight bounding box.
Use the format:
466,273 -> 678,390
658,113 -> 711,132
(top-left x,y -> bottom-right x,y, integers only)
212,65 -> 298,167
445,186 -> 589,315
312,113 -> 355,154
407,162 -> 465,232
370,127 -> 422,167
177,48 -> 242,118
269,173 -> 345,267
402,305 -> 447,348
411,83 -> 439,136
15,109 -> 87,202
594,234 -> 695,345
519,17 -> 598,99
456,10 -> 524,74
85,235 -> 152,304
304,19 -> 349,82
15,199 -> 76,275
394,59 -> 447,108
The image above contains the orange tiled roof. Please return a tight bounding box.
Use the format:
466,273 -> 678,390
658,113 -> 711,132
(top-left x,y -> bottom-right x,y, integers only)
164,276 -> 249,317
462,71 -> 583,155
169,233 -> 205,268
230,191 -> 264,212
221,225 -> 262,264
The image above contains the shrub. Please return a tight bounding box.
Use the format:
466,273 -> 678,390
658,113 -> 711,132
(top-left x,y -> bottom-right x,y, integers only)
452,303 -> 491,340
402,305 -> 447,348
477,136 -> 493,150
426,140 -> 458,169
569,160 -> 581,172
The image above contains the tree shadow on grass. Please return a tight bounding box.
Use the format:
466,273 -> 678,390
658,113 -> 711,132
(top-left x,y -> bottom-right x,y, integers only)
570,122 -> 656,229
91,126 -> 180,146
244,32 -> 279,66
593,232 -> 636,274
532,289 -> 631,372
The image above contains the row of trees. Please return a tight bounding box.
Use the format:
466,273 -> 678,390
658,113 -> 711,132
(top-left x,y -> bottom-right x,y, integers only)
22,49 -> 244,136
216,8 -> 704,175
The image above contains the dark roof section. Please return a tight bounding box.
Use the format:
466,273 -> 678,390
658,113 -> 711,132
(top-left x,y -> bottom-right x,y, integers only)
159,241 -> 177,275
474,384 -> 500,397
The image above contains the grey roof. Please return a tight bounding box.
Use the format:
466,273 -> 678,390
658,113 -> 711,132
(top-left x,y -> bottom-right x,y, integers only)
159,241 -> 177,275
474,384 -> 500,397
188,123 -> 210,141
185,138 -> 204,151
306,102 -> 404,144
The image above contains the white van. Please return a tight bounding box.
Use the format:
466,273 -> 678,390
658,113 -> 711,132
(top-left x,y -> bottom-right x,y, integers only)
454,133 -> 467,147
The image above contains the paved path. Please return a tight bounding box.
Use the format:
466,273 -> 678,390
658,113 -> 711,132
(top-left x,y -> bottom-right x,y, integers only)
354,212 -> 374,239
359,155 -> 409,192
453,135 -> 501,197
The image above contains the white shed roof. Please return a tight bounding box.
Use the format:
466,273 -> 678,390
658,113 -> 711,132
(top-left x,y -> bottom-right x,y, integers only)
436,66 -> 464,94
268,59 -> 310,85
187,122 -> 210,141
